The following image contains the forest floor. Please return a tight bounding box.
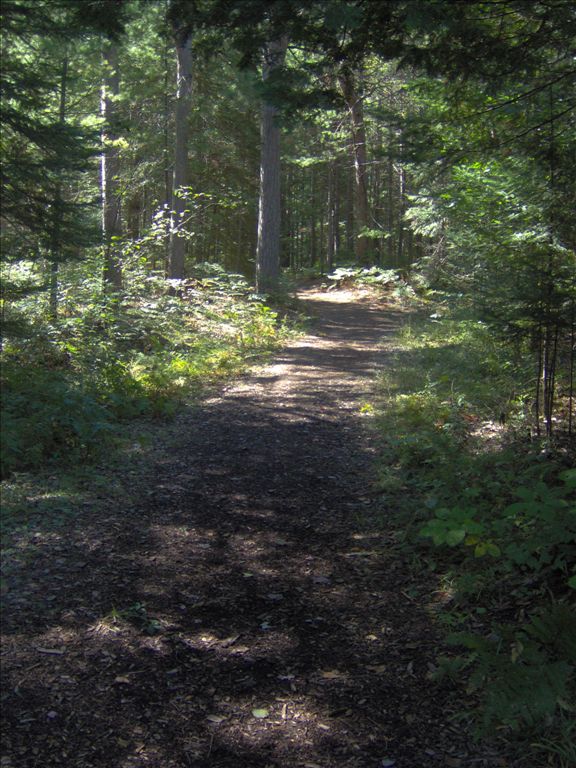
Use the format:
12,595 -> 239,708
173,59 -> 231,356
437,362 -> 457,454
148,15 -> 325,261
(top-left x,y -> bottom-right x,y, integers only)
1,287 -> 507,768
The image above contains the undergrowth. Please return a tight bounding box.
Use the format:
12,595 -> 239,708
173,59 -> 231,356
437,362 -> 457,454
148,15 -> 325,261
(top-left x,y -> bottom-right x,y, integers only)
372,298 -> 576,764
1,263 -> 296,479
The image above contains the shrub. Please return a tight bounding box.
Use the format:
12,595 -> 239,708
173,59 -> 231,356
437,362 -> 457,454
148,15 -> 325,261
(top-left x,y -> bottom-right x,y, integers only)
1,364 -> 112,477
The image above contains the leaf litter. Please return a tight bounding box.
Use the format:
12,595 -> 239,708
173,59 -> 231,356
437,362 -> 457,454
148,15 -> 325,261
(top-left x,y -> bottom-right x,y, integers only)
1,288 -> 508,768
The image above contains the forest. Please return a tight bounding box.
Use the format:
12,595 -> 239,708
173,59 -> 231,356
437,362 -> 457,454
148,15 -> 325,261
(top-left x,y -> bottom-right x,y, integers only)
1,1 -> 575,767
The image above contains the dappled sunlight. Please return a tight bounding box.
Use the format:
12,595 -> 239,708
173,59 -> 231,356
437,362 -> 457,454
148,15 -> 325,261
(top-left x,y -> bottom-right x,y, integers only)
1,290 -> 493,767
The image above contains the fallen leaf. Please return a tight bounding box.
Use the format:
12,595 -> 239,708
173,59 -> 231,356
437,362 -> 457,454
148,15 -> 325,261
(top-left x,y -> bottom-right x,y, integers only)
229,645 -> 249,654
206,714 -> 227,724
320,670 -> 347,680
366,664 -> 387,674
220,634 -> 240,647
36,647 -> 65,656
251,708 -> 269,718
344,550 -> 377,557
114,676 -> 131,685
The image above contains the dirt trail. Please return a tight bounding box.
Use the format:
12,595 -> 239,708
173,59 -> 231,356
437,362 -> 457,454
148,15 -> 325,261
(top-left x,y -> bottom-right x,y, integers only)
1,289 -> 500,768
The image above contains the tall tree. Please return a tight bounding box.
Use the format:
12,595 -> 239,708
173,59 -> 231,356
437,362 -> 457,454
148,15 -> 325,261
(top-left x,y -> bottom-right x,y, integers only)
168,13 -> 193,279
339,64 -> 371,265
256,35 -> 288,292
48,53 -> 69,319
101,39 -> 123,290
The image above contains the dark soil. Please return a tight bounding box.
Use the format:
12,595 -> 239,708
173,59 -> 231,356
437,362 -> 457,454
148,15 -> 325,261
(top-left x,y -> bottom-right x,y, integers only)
1,288 -> 504,768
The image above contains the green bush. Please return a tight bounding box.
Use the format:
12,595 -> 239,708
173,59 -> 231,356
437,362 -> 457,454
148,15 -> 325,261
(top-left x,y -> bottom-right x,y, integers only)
420,470 -> 576,588
447,605 -> 576,734
1,365 -> 113,477
373,302 -> 575,753
1,265 -> 295,476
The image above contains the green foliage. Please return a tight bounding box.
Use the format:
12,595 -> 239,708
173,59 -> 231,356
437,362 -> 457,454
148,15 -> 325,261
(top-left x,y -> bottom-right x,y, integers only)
325,267 -> 419,302
373,300 -> 575,753
532,712 -> 576,768
1,264 -> 294,477
447,605 -> 576,734
0,364 -> 112,477
106,602 -> 162,635
328,266 -> 402,287
420,471 -> 576,585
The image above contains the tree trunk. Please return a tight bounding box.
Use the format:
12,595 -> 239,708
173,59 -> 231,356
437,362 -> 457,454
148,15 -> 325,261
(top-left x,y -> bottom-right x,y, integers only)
327,158 -> 337,271
168,24 -> 193,279
49,54 -> 69,319
339,66 -> 371,266
397,154 -> 406,267
101,41 -> 123,291
163,17 -> 172,274
387,131 -> 395,266
256,36 -> 288,293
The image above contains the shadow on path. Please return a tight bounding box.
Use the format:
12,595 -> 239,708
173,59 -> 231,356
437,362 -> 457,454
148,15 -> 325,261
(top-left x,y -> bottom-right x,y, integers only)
1,290 -> 500,768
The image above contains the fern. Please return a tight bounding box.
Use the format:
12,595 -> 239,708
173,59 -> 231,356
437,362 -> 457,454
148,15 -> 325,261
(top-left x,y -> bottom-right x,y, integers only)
448,606 -> 576,734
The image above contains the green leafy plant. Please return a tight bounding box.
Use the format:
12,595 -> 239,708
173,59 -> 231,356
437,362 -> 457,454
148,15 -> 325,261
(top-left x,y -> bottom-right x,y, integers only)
107,603 -> 162,635
448,605 -> 576,734
420,471 -> 576,585
0,364 -> 113,478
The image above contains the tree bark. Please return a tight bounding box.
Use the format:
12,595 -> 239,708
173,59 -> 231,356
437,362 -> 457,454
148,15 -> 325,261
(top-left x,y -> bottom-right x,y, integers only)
49,54 -> 69,319
327,159 -> 337,271
256,36 -> 288,293
101,41 -> 123,291
339,65 -> 371,266
168,24 -> 193,279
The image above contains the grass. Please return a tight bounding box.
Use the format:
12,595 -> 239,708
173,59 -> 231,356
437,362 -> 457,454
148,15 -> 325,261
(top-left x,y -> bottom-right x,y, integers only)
369,298 -> 576,764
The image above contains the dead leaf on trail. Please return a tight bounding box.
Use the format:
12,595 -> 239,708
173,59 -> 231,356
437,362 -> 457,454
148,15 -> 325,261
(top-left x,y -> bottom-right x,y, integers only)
114,676 -> 131,684
36,647 -> 66,655
220,634 -> 240,647
229,645 -> 249,654
206,714 -> 227,724
343,550 -> 377,558
251,708 -> 269,718
320,670 -> 348,680
366,664 -> 387,674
